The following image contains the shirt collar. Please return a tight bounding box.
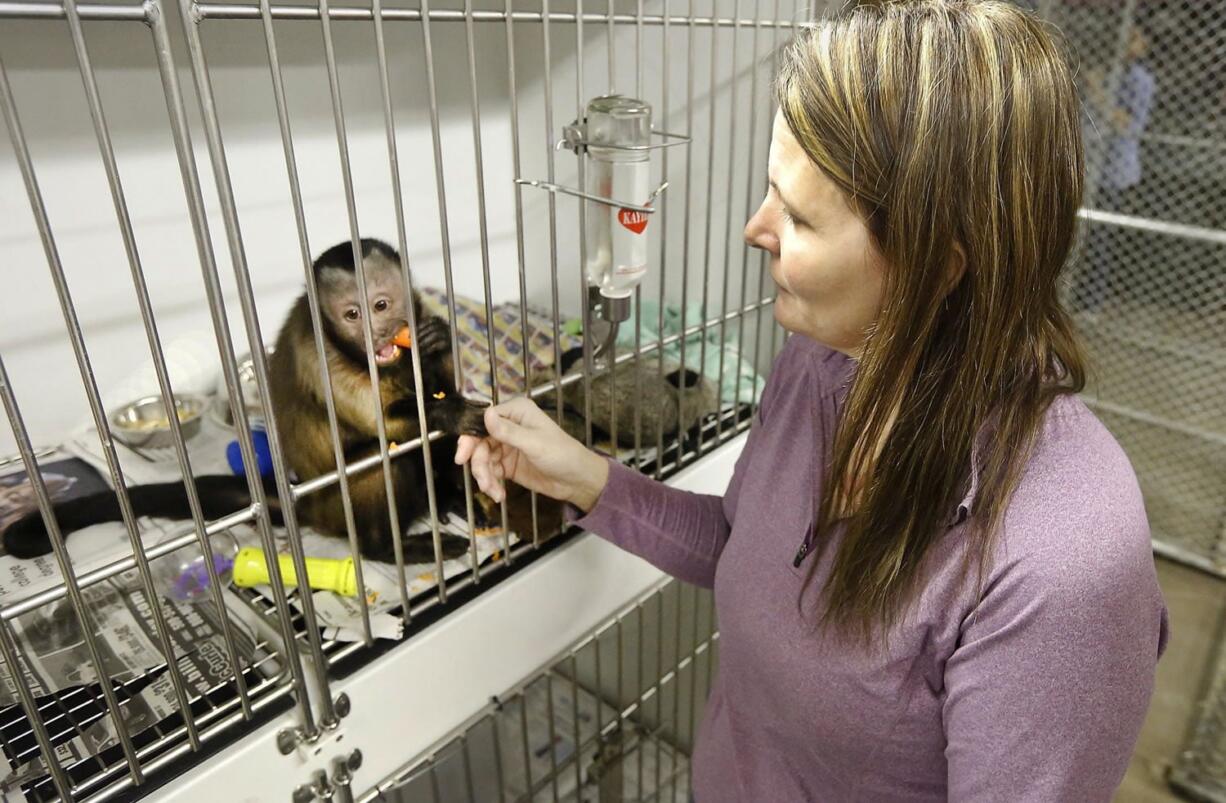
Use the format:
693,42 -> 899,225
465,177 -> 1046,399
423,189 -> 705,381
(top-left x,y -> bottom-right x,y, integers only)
950,442 -> 981,527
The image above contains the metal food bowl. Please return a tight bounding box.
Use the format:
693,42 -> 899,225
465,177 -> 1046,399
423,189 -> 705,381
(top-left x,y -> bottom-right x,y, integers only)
110,394 -> 207,449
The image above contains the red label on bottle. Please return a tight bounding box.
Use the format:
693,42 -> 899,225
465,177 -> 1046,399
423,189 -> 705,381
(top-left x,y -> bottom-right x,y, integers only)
617,208 -> 648,234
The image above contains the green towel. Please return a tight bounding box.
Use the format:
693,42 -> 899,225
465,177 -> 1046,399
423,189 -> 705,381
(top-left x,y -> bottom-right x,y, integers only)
613,300 -> 766,406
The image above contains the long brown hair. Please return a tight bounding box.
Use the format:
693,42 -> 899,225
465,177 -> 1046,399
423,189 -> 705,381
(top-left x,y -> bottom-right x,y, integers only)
776,0 -> 1087,642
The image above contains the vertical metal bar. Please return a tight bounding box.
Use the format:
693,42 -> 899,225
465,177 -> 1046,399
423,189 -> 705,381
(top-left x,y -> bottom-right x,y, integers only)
0,618 -> 71,798
749,252 -> 769,407
769,0 -> 784,379
732,0 -> 763,424
615,613 -> 625,729
669,582 -> 685,799
541,0 -> 565,433
632,288 -> 643,471
428,761 -> 442,803
0,48 -> 179,773
750,0 -> 782,407
0,364 -> 143,783
607,0 -> 616,91
64,0 -> 244,727
158,0 -> 326,732
577,0 -> 595,449
460,735 -> 477,802
653,589 -> 664,796
635,0 -> 643,100
714,0 -> 743,446
491,717 -> 507,803
254,0 -> 372,646
696,0 -> 720,455
372,0 -> 451,621
609,296 -> 620,459
569,654 -> 583,792
544,674 -> 561,802
675,0 -> 697,469
635,601 -> 644,799
604,0 -> 619,463
685,584 -> 702,793
594,628 -> 605,733
519,693 -> 534,799
630,0 -> 645,474
504,0 -> 542,547
419,0 -> 485,581
651,0 -> 672,481
316,0 -> 414,616
770,0 -> 787,383
463,0 -> 514,564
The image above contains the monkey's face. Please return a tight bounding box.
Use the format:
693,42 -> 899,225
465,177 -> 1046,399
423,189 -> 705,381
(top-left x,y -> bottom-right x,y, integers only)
318,256 -> 411,367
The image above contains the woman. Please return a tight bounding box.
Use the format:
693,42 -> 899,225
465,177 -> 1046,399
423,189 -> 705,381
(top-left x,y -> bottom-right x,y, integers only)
458,1 -> 1168,799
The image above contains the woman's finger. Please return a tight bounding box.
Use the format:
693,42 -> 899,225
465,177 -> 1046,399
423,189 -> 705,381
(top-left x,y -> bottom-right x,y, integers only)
454,434 -> 478,465
471,439 -> 493,494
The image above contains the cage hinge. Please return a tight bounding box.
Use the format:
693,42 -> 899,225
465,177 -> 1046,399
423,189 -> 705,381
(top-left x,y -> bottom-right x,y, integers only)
278,693 -> 352,755
291,749 -> 362,802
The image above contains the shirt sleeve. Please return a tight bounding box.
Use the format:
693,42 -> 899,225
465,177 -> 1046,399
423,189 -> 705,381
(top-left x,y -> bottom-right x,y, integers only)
568,338 -> 791,588
942,523 -> 1168,801
566,454 -> 744,588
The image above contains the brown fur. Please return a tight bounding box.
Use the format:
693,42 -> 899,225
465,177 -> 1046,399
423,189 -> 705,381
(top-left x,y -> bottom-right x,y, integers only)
268,239 -> 562,563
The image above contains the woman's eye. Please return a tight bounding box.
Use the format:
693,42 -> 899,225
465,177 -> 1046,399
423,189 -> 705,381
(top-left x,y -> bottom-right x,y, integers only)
374,299 -> 389,312
345,308 -> 359,321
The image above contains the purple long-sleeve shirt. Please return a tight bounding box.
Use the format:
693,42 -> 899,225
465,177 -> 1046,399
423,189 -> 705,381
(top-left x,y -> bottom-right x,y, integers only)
574,334 -> 1168,801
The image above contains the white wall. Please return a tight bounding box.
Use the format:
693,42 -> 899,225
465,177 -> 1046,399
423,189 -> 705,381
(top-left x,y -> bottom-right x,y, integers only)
0,0 -> 807,457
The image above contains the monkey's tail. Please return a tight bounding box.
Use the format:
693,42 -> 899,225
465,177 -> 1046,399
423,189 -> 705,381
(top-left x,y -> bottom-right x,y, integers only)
2,475 -> 276,560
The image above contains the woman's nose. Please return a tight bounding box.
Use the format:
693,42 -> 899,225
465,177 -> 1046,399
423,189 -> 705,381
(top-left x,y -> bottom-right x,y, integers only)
744,198 -> 779,255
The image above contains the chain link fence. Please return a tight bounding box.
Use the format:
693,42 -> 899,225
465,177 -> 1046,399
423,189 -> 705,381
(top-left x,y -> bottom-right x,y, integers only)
1033,0 -> 1226,797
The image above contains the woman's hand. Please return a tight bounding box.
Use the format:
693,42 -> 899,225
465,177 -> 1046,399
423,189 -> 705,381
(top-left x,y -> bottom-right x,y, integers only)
454,397 -> 610,513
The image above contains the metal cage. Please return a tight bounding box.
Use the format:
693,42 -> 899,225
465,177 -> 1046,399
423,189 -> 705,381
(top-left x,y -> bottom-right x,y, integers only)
0,0 -> 804,797
1045,0 -> 1225,796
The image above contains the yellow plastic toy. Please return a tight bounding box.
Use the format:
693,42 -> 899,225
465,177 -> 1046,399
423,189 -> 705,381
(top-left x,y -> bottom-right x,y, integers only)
153,534 -> 361,601
231,547 -> 359,597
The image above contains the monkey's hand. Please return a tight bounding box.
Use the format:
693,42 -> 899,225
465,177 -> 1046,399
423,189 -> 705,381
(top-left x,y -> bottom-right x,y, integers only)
426,397 -> 489,438
456,397 -> 609,512
416,316 -> 452,356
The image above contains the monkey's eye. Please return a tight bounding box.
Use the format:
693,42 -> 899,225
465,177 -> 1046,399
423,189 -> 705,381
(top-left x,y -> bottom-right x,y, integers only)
374,299 -> 389,312
344,308 -> 360,321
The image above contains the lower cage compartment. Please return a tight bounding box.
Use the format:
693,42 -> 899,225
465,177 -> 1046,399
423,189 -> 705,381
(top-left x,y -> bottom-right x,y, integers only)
368,576 -> 716,803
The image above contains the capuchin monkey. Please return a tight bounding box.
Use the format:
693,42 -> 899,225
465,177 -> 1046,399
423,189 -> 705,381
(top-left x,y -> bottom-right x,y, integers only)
2,238 -> 561,565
